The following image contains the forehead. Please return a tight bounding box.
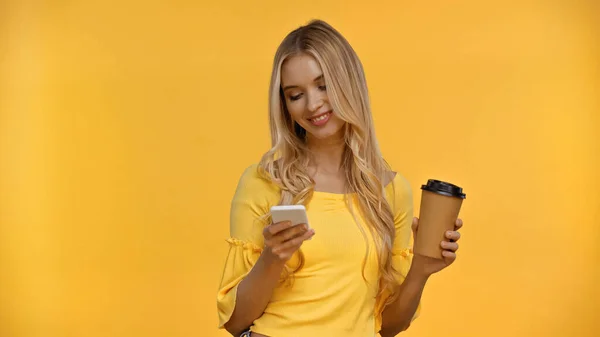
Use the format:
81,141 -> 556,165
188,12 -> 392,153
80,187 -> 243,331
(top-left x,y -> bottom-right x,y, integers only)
280,54 -> 323,86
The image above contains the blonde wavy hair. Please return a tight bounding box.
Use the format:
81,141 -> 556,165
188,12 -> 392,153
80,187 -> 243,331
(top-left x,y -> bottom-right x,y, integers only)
258,20 -> 401,305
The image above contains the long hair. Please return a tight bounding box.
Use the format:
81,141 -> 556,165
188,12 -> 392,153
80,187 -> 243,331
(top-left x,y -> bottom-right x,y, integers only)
258,19 -> 401,306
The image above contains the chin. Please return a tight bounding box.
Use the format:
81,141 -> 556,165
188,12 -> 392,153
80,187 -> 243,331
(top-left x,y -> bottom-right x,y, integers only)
307,126 -> 344,141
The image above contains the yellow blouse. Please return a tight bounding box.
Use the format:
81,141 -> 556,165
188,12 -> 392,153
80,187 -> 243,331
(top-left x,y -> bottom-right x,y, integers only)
217,164 -> 420,336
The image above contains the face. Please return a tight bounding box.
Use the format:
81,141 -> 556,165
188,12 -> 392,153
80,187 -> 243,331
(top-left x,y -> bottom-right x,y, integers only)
280,54 -> 345,143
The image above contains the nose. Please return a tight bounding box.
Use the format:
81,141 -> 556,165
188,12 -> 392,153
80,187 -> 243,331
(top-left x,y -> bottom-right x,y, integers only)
307,89 -> 324,113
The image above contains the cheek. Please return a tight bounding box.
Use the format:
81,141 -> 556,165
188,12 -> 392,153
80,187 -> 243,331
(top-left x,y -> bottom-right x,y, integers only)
328,115 -> 346,133
331,114 -> 345,126
286,102 -> 305,121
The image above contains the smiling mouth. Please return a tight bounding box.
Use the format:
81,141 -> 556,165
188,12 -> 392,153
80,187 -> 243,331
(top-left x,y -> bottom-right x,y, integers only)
308,111 -> 332,122
307,111 -> 332,126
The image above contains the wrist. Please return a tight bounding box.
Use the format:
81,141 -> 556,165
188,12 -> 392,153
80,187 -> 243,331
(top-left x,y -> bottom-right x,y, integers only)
406,267 -> 430,285
259,250 -> 287,272
407,255 -> 433,282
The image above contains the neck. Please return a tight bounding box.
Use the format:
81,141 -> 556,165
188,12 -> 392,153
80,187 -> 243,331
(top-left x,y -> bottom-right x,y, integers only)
306,134 -> 345,174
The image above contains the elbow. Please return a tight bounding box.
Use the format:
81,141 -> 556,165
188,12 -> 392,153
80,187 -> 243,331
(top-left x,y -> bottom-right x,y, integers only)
223,305 -> 261,336
395,319 -> 413,334
223,321 -> 235,336
380,321 -> 412,337
223,320 -> 247,337
399,320 -> 412,333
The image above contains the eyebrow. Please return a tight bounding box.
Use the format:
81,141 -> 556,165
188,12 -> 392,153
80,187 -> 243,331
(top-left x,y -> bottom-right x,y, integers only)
282,74 -> 324,91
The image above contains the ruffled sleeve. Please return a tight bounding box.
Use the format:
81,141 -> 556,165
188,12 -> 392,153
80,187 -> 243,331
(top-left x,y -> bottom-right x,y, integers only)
374,173 -> 422,332
216,164 -> 280,329
217,238 -> 263,328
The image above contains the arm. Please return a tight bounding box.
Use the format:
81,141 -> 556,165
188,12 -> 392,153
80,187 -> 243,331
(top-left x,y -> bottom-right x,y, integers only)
224,222 -> 313,336
379,184 -> 464,336
379,233 -> 462,336
224,253 -> 286,335
379,173 -> 424,336
379,261 -> 429,336
218,165 -> 314,336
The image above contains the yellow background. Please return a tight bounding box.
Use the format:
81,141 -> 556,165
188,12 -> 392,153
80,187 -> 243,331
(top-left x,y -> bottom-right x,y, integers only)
1,1 -> 598,336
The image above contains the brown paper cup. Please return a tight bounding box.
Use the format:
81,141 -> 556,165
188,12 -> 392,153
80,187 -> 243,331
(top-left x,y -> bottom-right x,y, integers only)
414,180 -> 466,259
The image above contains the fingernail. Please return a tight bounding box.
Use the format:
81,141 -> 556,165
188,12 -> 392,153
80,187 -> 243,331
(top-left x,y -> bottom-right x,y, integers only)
303,224 -> 308,230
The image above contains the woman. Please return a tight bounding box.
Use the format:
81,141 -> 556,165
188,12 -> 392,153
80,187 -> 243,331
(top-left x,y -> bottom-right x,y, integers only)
217,19 -> 463,337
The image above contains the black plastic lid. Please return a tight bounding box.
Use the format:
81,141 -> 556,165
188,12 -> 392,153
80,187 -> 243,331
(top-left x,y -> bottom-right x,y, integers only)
421,179 -> 466,199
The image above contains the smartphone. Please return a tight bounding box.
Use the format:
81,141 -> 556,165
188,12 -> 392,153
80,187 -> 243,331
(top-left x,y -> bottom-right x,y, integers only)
270,205 -> 310,228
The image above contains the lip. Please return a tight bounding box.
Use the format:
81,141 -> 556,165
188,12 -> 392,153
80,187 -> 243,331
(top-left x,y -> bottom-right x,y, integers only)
307,110 -> 332,127
307,110 -> 332,120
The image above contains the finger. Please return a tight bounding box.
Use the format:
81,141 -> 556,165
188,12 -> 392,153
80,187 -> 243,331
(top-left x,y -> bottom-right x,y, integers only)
264,221 -> 293,239
454,218 -> 463,230
275,224 -> 309,244
412,217 -> 419,231
440,241 -> 459,252
265,223 -> 306,249
442,250 -> 456,262
445,230 -> 461,242
272,229 -> 315,255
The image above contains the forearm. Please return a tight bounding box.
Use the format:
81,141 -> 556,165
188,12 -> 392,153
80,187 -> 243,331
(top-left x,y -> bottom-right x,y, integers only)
224,253 -> 285,335
379,270 -> 429,337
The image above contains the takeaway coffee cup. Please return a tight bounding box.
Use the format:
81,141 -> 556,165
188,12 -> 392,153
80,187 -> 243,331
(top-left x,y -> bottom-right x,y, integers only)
414,179 -> 466,259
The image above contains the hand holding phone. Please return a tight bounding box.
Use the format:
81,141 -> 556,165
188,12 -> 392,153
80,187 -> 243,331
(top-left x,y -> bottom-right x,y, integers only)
262,205 -> 314,263
270,205 -> 311,229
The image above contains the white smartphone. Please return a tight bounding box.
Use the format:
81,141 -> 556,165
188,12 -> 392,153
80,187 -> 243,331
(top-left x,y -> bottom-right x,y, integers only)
270,205 -> 310,228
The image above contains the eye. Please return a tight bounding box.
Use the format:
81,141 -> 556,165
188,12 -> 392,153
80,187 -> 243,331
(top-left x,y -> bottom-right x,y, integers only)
318,85 -> 327,91
289,93 -> 302,101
